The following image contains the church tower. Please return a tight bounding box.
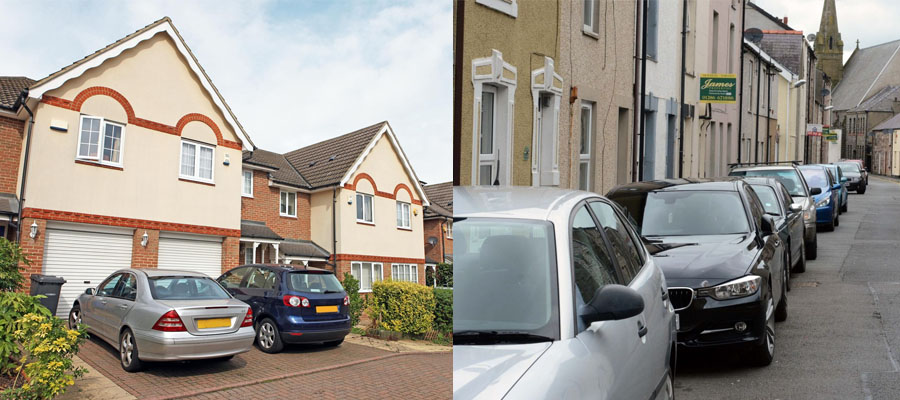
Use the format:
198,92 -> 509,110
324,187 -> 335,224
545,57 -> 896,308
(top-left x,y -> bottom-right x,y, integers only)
814,0 -> 844,84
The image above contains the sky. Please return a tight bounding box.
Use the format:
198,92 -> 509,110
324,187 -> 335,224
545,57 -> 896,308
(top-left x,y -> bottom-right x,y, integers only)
0,0 -> 452,184
752,0 -> 900,63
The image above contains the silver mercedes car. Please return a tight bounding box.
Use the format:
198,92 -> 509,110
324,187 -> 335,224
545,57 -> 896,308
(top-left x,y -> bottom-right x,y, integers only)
453,186 -> 676,400
68,269 -> 256,372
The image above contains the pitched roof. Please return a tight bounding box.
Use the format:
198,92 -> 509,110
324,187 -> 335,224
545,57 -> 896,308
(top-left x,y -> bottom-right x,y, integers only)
873,112 -> 900,132
280,239 -> 330,259
23,17 -> 255,149
850,85 -> 900,113
284,122 -> 385,189
423,182 -> 453,218
243,149 -> 309,189
758,32 -> 804,76
747,2 -> 796,31
833,39 -> 900,111
240,220 -> 282,240
0,77 -> 34,110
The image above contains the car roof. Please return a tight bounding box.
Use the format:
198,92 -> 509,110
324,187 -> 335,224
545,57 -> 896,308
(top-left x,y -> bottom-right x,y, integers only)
730,165 -> 798,172
608,177 -> 744,196
742,176 -> 784,187
138,269 -> 209,278
454,186 -> 598,221
239,264 -> 334,274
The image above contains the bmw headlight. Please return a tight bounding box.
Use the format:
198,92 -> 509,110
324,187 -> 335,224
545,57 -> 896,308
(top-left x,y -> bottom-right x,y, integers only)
710,275 -> 761,300
816,197 -> 830,207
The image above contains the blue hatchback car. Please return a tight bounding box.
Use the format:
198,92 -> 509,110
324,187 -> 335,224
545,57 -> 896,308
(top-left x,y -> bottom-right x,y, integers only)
798,165 -> 840,232
216,264 -> 351,353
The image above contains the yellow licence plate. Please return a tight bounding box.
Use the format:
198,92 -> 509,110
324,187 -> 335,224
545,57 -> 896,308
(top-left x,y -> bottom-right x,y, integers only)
197,318 -> 231,329
316,305 -> 339,314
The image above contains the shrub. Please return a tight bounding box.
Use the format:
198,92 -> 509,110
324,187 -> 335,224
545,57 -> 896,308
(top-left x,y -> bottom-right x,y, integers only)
0,238 -> 27,292
425,267 -> 435,287
0,293 -> 87,400
369,281 -> 435,335
436,263 -> 453,287
342,273 -> 365,327
432,288 -> 453,333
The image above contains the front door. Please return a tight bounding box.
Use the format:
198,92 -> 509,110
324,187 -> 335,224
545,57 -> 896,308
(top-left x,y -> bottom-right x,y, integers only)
535,93 -> 558,186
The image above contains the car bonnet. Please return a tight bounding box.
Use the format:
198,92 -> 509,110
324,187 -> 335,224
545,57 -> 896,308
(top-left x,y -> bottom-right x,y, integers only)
453,342 -> 552,399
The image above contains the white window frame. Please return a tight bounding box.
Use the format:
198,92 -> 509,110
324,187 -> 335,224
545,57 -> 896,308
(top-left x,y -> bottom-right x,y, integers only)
446,221 -> 452,239
475,0 -> 517,18
77,114 -> 126,168
280,190 -> 297,218
472,50 -> 517,187
391,263 -> 418,283
478,85 -> 498,186
243,245 -> 253,264
242,170 -> 253,197
356,193 -> 374,224
579,102 -> 593,191
396,201 -> 411,229
583,0 -> 599,36
351,261 -> 383,292
179,139 -> 215,184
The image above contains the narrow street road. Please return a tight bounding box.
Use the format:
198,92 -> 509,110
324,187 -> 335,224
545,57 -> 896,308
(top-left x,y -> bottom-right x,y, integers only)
677,177 -> 900,400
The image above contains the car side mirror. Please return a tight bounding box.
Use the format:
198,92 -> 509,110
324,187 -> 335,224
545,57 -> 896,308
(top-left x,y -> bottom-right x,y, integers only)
789,203 -> 802,213
840,177 -> 849,183
760,214 -> 776,236
809,187 -> 822,196
832,183 -> 841,190
862,168 -> 867,173
85,288 -> 94,296
579,284 -> 645,325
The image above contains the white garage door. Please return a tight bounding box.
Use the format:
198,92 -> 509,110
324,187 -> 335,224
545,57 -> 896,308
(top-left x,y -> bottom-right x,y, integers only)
158,235 -> 223,279
44,227 -> 133,317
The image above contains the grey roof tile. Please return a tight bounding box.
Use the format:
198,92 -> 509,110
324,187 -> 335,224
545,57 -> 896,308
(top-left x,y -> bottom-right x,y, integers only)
280,239 -> 330,259
0,77 -> 34,110
833,39 -> 900,111
850,85 -> 900,112
873,112 -> 900,131
243,149 -> 310,188
0,193 -> 18,215
284,122 -> 385,189
240,220 -> 282,240
423,182 -> 453,218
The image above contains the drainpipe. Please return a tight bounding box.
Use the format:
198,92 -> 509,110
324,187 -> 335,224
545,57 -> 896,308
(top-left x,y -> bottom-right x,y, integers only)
440,218 -> 446,262
737,3 -> 746,163
638,0 -> 649,181
677,0 -> 687,178
632,0 -> 642,182
329,187 -> 337,273
15,90 -> 35,244
755,55 -> 762,162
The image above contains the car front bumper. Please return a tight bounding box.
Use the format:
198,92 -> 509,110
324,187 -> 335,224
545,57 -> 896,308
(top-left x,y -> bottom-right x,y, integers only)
674,291 -> 767,348
134,326 -> 256,361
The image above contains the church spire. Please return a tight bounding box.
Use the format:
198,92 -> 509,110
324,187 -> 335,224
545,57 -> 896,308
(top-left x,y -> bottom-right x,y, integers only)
814,0 -> 844,84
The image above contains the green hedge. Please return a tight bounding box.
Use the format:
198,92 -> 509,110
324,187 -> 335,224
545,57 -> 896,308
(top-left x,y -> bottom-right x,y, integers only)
432,288 -> 452,333
341,273 -> 365,327
369,281 -> 435,335
436,263 -> 452,287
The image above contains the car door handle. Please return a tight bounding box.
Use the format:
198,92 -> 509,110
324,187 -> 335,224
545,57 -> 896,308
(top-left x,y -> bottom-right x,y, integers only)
637,320 -> 648,338
117,304 -> 129,309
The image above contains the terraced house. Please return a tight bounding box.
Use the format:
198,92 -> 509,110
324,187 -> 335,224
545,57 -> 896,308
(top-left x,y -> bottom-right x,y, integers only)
241,121 -> 430,292
0,17 -> 255,316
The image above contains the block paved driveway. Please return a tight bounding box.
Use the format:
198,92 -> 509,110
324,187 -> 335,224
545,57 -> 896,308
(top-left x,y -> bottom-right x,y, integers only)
78,335 -> 450,399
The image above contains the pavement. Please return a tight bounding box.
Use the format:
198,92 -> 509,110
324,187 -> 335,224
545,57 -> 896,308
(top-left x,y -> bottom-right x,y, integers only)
676,177 -> 900,400
61,331 -> 450,399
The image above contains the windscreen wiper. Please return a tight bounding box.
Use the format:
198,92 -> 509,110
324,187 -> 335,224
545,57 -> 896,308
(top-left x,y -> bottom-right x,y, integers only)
453,330 -> 554,344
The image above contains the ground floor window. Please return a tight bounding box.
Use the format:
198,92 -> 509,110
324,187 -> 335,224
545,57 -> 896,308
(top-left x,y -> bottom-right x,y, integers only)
351,261 -> 383,292
391,264 -> 418,283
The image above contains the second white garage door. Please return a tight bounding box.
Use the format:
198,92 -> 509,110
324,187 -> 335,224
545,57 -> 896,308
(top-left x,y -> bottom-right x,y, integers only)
157,234 -> 223,279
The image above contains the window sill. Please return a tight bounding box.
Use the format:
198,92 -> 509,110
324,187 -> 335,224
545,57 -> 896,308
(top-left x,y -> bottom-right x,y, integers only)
242,194 -> 253,198
357,221 -> 375,226
582,28 -> 600,40
179,177 -> 215,187
279,214 -> 298,219
75,159 -> 123,171
397,226 -> 412,231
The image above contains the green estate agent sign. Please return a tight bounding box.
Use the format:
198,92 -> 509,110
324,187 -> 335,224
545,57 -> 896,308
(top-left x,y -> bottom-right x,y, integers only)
699,74 -> 737,103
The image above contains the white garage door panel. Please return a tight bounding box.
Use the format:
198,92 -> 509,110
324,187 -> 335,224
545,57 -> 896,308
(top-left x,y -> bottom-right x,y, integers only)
158,238 -> 222,279
44,229 -> 133,317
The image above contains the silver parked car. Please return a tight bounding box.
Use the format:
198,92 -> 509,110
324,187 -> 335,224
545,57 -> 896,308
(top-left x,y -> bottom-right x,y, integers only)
68,269 -> 256,372
453,186 -> 676,400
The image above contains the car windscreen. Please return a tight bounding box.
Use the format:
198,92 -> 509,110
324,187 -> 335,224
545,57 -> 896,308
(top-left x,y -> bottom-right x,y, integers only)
639,191 -> 750,236
287,272 -> 344,293
751,185 -> 782,216
730,169 -> 807,197
148,276 -> 231,300
836,162 -> 860,173
799,168 -> 829,190
453,218 -> 559,343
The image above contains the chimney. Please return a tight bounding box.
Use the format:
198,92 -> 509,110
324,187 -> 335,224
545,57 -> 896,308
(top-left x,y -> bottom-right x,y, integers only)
783,17 -> 788,25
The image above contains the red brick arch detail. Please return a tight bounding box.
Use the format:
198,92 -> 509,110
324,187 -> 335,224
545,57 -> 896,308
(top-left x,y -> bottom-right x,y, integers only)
72,86 -> 137,122
350,173 -> 378,192
176,113 -> 224,146
393,183 -> 414,201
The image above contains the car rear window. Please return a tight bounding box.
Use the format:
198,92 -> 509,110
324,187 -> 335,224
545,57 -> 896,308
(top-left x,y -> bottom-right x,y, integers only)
730,169 -> 806,197
148,277 -> 231,300
799,168 -> 828,190
287,272 -> 345,293
836,162 -> 859,173
751,185 -> 782,216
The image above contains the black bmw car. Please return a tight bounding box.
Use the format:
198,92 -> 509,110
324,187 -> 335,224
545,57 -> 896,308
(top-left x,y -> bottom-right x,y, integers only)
608,178 -> 788,366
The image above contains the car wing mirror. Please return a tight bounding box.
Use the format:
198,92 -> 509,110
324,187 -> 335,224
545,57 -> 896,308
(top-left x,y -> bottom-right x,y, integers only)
85,288 -> 95,296
579,284 -> 645,326
833,183 -> 841,190
789,203 -> 802,213
840,177 -> 849,183
760,214 -> 776,236
809,187 -> 822,196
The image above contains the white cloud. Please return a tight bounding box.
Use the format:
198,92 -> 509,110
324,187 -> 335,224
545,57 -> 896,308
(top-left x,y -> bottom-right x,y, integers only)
0,0 -> 452,184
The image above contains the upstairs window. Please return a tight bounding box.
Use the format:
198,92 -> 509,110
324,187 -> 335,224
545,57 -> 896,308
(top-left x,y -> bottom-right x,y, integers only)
396,201 -> 411,229
583,0 -> 599,35
356,193 -> 374,224
242,170 -> 253,197
180,140 -> 215,183
78,115 -> 125,167
280,191 -> 296,217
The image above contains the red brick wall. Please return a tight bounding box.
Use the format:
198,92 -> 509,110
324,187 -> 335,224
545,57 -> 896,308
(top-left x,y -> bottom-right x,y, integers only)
424,219 -> 452,265
240,169 -> 310,240
334,259 -> 425,286
222,237 -> 239,273
0,115 -> 24,194
18,218 -> 46,293
131,229 -> 159,269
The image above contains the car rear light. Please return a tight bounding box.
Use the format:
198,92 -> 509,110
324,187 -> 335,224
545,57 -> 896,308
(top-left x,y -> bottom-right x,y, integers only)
241,308 -> 253,327
343,295 -> 350,306
283,295 -> 310,308
152,310 -> 186,332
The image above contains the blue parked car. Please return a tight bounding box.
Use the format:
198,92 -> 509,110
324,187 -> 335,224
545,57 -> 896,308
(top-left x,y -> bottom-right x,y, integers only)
822,164 -> 849,213
798,165 -> 840,232
216,264 -> 351,353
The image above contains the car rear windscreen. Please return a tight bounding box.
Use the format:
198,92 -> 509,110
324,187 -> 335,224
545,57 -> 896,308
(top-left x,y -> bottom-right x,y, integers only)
148,277 -> 231,300
287,272 -> 344,293
639,191 -> 750,236
730,169 -> 806,197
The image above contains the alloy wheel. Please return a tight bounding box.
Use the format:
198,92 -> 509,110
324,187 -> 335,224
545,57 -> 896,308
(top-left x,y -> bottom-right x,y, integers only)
765,298 -> 775,356
258,322 -> 276,349
121,331 -> 134,367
